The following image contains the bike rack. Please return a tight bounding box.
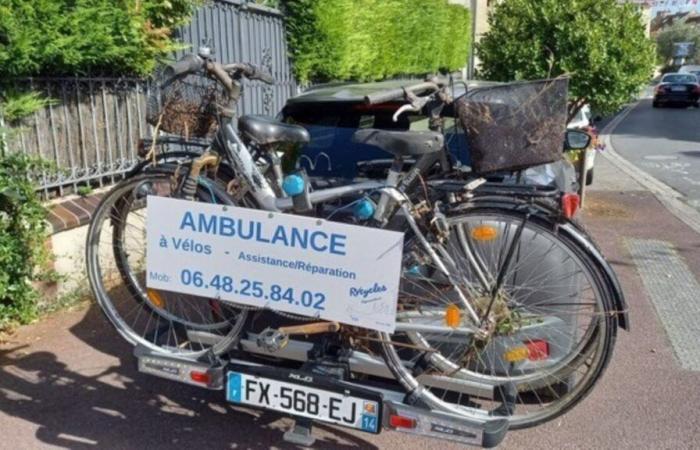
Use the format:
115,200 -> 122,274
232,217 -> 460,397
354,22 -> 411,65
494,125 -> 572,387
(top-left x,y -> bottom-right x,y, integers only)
133,343 -> 510,448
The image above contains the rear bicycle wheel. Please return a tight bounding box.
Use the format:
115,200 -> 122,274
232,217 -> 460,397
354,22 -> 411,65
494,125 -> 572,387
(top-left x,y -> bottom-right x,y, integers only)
86,168 -> 248,357
381,208 -> 617,428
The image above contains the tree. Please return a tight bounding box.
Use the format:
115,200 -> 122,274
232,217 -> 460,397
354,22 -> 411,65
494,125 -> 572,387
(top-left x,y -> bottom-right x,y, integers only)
476,0 -> 655,119
656,23 -> 700,66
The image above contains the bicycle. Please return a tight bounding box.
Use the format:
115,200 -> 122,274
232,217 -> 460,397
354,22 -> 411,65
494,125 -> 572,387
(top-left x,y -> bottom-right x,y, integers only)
86,49 -> 621,428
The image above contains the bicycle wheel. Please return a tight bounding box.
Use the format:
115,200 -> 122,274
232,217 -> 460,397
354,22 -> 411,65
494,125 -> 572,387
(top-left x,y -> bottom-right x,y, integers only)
86,168 -> 248,357
380,208 -> 617,429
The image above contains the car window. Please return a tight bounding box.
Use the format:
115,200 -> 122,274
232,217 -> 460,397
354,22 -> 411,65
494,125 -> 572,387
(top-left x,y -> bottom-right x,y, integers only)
662,74 -> 698,83
282,107 -> 470,177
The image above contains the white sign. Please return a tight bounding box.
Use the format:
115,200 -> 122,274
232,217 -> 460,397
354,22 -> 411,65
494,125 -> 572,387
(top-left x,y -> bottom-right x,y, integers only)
146,196 -> 404,333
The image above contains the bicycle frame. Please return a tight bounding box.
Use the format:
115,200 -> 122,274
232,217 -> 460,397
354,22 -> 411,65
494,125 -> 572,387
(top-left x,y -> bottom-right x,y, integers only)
212,118 -> 484,325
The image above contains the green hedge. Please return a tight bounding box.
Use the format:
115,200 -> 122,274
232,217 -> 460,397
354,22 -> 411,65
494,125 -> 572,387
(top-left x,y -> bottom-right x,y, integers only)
283,0 -> 471,83
0,0 -> 200,78
0,152 -> 51,328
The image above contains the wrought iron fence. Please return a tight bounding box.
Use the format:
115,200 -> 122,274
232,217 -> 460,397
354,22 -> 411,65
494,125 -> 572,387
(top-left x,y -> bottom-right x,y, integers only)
2,0 -> 296,198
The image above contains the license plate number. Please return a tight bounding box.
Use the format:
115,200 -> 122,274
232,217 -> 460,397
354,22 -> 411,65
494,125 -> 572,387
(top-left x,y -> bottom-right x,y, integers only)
671,86 -> 686,92
226,371 -> 380,433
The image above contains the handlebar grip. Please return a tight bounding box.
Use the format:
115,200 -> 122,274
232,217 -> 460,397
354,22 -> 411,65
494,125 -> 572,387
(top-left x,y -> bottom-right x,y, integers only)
163,54 -> 204,79
245,64 -> 274,84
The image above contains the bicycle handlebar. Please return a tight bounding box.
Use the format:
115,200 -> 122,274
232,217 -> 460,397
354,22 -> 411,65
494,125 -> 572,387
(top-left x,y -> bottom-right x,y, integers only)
223,63 -> 275,84
364,81 -> 440,105
164,54 -> 204,79
165,55 -> 275,85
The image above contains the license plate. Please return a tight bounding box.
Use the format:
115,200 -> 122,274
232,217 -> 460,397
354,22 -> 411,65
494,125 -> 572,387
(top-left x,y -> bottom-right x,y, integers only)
226,365 -> 382,433
671,85 -> 686,92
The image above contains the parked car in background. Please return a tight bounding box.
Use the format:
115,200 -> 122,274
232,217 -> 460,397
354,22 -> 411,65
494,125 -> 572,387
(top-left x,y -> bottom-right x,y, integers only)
280,80 -> 579,192
679,64 -> 700,78
566,104 -> 598,185
653,73 -> 700,108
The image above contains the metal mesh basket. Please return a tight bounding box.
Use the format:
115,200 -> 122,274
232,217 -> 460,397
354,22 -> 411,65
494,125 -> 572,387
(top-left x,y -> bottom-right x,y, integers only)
146,68 -> 229,139
455,78 -> 569,174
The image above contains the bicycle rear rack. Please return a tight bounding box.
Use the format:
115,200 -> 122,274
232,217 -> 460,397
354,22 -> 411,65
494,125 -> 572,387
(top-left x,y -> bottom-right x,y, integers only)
134,343 -> 509,448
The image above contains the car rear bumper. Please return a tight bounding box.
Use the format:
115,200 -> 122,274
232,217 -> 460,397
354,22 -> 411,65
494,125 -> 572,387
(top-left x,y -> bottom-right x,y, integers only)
654,93 -> 699,103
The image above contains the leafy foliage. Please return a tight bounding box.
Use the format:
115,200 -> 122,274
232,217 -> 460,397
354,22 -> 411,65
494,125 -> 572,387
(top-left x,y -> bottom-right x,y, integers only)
0,89 -> 56,122
0,153 -> 51,328
477,0 -> 655,118
283,0 -> 471,83
656,24 -> 700,66
0,0 -> 201,77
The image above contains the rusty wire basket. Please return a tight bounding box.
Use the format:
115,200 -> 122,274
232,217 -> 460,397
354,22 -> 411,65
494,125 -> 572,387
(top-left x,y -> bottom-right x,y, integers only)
146,68 -> 229,139
456,77 -> 569,174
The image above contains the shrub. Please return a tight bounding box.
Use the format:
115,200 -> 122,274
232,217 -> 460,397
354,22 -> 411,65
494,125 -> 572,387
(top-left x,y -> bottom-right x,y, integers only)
477,0 -> 655,119
283,0 -> 471,83
0,0 -> 201,78
0,152 -> 51,328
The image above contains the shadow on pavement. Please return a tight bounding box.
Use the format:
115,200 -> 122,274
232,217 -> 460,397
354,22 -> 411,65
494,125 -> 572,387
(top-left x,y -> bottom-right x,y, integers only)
0,301 -> 378,449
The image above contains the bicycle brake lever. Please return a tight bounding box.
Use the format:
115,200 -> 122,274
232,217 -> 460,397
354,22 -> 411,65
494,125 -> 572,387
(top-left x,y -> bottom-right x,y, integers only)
392,104 -> 418,122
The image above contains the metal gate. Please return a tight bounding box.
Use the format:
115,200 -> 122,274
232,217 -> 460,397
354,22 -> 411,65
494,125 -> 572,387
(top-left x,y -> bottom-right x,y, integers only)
2,0 -> 296,198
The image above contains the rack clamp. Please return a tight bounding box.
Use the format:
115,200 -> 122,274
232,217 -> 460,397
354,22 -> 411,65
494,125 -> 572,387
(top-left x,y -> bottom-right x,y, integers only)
282,338 -> 354,447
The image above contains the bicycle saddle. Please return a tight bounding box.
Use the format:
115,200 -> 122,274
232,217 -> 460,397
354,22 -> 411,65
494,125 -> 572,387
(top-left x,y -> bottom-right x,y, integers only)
238,115 -> 310,146
352,128 -> 443,157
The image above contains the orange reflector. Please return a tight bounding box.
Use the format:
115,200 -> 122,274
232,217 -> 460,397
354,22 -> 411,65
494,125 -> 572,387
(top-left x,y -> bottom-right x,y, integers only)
503,346 -> 530,363
471,225 -> 498,241
561,193 -> 580,219
190,371 -> 210,384
445,304 -> 461,328
147,289 -> 165,308
526,339 -> 549,361
390,415 -> 417,429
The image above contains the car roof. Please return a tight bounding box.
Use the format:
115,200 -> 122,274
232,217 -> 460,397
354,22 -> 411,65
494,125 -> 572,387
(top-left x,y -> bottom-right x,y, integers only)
680,65 -> 700,71
286,79 -> 502,104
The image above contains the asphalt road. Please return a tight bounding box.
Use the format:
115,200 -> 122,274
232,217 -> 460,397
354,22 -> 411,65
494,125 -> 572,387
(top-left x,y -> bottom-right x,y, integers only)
612,98 -> 700,211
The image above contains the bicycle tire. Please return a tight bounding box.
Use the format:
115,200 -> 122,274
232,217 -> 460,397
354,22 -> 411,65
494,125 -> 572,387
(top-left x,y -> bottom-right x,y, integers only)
380,207 -> 617,429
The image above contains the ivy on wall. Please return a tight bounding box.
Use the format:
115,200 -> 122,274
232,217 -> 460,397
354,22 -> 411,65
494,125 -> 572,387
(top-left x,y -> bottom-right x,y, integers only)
283,0 -> 471,83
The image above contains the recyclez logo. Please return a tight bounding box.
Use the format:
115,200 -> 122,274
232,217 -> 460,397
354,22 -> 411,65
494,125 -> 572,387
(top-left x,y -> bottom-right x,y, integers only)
349,283 -> 387,301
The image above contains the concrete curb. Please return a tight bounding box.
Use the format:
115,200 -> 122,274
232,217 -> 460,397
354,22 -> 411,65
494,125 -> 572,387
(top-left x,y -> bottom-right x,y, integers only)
599,101 -> 700,235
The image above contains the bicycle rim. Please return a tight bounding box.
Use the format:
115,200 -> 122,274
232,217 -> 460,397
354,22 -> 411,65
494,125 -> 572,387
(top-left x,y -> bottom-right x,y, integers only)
86,170 -> 247,357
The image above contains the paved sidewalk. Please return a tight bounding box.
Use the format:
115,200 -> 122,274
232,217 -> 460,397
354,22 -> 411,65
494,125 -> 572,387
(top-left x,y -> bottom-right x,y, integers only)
1,153 -> 700,449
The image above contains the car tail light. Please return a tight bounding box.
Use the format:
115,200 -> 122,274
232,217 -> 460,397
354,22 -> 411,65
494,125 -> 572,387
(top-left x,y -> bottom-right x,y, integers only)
694,85 -> 700,95
190,371 -> 211,384
561,193 -> 580,219
503,340 -> 550,362
390,414 -> 417,429
525,340 -> 549,361
655,85 -> 666,94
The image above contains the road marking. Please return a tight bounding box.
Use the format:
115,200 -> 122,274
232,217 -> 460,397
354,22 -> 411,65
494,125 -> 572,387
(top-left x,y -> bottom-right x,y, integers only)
643,155 -> 678,161
626,238 -> 700,371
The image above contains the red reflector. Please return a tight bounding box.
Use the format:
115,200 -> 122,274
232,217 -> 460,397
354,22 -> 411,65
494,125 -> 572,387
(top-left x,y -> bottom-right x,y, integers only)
526,340 -> 549,361
561,193 -> 580,219
190,371 -> 210,384
389,414 -> 417,429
